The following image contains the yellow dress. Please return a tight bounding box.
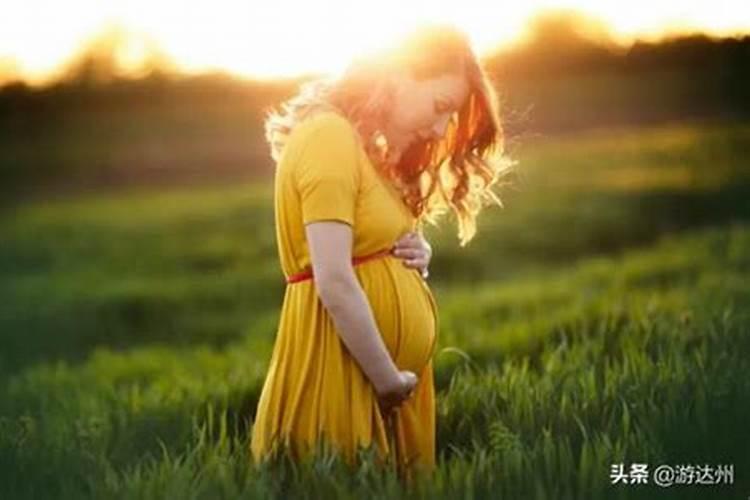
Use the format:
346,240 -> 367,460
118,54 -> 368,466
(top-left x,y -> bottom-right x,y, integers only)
250,110 -> 440,479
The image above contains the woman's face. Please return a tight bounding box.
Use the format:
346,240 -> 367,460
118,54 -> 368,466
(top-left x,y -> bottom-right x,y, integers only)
383,70 -> 470,159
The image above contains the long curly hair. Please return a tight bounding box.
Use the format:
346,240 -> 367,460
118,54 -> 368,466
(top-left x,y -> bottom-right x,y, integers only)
263,23 -> 517,246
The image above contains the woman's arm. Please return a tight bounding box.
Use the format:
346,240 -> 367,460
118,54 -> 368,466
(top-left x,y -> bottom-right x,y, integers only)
304,221 -> 417,408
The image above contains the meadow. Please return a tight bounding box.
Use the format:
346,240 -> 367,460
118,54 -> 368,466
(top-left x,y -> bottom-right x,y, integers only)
1,117 -> 749,499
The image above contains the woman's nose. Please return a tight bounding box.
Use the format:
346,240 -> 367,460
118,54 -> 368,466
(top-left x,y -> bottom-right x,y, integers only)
430,114 -> 451,138
417,115 -> 451,141
416,128 -> 433,141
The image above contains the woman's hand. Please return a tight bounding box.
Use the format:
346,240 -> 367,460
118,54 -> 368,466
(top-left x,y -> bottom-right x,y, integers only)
391,231 -> 432,279
377,370 -> 418,416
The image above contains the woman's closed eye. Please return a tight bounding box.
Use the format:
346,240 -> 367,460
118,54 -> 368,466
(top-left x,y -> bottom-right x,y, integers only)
434,100 -> 449,114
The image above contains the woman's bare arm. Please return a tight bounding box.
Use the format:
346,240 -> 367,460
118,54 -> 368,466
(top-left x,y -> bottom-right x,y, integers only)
304,221 -> 415,402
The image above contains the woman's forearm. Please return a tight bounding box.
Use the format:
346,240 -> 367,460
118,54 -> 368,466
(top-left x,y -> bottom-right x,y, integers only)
315,274 -> 401,394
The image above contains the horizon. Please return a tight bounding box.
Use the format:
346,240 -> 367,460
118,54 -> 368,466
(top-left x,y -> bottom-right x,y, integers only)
1,1 -> 749,88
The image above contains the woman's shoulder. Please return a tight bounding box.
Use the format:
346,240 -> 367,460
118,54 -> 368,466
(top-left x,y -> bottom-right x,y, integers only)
293,108 -> 360,146
279,110 -> 362,172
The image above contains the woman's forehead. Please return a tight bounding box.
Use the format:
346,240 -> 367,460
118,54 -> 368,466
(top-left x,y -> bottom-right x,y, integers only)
426,73 -> 469,103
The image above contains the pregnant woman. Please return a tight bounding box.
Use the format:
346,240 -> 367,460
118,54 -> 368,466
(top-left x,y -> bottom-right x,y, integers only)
250,24 -> 513,482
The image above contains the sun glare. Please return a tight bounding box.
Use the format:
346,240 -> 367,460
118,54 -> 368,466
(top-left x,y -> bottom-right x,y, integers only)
0,0 -> 748,86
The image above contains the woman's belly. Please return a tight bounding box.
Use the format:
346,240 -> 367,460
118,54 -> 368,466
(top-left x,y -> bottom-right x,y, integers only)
356,257 -> 438,375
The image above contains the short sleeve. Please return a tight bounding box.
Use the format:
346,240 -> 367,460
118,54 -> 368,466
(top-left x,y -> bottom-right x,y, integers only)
293,114 -> 361,226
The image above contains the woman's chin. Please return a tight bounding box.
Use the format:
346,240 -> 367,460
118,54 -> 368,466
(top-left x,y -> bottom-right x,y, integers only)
385,148 -> 402,165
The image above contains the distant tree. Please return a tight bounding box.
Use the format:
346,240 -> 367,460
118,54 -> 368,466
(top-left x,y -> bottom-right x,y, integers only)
484,9 -> 625,78
523,9 -> 618,50
59,23 -> 179,88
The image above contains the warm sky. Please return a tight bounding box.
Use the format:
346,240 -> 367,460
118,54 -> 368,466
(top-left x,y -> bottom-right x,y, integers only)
1,0 -> 748,86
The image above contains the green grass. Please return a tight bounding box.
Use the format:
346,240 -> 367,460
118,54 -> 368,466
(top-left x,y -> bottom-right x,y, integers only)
1,119 -> 749,499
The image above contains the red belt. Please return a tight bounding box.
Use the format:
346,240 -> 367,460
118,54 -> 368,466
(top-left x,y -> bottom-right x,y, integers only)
286,247 -> 393,284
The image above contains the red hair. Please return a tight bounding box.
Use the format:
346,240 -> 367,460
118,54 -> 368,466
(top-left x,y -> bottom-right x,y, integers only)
264,24 -> 517,246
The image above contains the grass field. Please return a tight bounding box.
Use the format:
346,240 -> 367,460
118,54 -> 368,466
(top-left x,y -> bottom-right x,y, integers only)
1,118 -> 749,499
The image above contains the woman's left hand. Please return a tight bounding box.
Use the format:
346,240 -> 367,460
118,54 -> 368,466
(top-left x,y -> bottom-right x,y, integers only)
391,231 -> 432,279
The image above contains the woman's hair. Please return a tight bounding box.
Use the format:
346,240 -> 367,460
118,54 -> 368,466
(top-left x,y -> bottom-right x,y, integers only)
263,23 -> 517,246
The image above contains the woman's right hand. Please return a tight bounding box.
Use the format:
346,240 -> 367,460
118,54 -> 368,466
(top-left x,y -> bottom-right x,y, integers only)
376,370 -> 418,416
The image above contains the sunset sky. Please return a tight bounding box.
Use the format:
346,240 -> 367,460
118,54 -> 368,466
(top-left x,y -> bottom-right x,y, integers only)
1,0 -> 748,86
